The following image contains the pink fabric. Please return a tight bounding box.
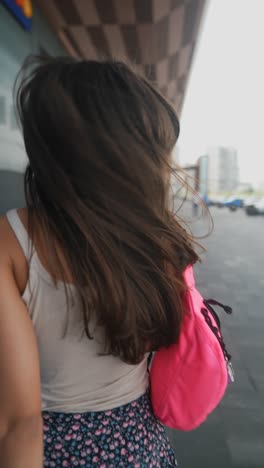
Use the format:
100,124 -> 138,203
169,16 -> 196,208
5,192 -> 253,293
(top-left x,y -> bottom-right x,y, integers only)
150,266 -> 228,430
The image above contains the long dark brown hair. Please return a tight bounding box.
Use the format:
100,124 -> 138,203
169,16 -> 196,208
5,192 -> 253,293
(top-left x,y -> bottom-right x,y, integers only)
16,55 -> 199,364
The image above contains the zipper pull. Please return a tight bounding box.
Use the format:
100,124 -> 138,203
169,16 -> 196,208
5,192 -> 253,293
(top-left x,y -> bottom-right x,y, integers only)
206,299 -> 232,315
227,361 -> 235,383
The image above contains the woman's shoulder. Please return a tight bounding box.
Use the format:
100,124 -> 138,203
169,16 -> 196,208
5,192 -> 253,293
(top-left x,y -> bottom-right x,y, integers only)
0,207 -> 28,246
17,207 -> 29,226
0,208 -> 29,293
0,206 -> 28,222
0,211 -> 16,256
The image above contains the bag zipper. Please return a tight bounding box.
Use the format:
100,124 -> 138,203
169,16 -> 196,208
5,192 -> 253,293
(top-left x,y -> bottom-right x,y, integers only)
201,300 -> 234,383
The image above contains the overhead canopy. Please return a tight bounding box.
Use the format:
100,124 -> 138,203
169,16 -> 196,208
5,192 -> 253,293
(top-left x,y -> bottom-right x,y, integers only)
36,0 -> 207,112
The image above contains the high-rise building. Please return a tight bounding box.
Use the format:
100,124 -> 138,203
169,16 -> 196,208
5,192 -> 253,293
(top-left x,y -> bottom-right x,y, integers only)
198,147 -> 239,195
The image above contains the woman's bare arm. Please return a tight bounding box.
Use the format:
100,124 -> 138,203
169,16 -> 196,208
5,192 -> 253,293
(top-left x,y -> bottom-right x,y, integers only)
0,216 -> 43,468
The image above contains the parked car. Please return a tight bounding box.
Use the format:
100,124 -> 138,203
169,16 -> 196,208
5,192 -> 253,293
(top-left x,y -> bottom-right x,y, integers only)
243,196 -> 255,206
208,195 -> 226,207
224,196 -> 244,211
245,198 -> 264,216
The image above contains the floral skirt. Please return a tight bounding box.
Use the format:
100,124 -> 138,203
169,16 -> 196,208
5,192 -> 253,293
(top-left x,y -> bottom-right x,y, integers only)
43,393 -> 178,467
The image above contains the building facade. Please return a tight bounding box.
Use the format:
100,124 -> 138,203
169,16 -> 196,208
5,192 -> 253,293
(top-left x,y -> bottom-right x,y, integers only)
199,146 -> 239,195
0,1 -> 65,214
182,164 -> 199,192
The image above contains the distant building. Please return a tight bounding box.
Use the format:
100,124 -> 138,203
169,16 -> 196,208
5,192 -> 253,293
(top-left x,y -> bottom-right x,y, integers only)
182,165 -> 199,192
169,164 -> 199,207
198,147 -> 239,195
199,155 -> 209,197
257,181 -> 264,193
236,182 -> 254,193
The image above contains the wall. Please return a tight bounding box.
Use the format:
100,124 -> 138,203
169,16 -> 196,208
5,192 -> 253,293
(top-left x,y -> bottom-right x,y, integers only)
207,147 -> 220,193
198,154 -> 208,196
0,3 -> 65,214
206,146 -> 239,195
182,165 -> 199,195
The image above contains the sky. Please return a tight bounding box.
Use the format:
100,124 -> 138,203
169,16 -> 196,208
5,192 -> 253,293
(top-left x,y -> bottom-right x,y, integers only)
178,0 -> 264,187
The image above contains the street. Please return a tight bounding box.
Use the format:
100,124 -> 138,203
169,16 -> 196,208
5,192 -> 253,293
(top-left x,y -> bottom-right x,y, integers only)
166,207 -> 264,468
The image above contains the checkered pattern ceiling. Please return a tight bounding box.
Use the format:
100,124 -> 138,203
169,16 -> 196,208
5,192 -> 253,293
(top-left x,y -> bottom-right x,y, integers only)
36,0 -> 207,113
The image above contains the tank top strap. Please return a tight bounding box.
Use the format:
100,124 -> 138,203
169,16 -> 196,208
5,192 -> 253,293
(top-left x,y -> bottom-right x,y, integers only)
6,209 -> 32,260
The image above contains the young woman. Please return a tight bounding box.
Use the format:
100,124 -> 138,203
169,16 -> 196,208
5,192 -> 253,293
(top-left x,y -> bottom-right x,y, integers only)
0,57 -> 198,467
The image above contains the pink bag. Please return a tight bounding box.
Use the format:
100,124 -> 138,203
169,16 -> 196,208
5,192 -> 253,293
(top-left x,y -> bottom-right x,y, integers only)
150,265 -> 233,430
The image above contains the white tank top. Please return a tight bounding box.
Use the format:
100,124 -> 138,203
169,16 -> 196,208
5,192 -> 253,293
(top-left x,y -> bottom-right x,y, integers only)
7,209 -> 149,413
